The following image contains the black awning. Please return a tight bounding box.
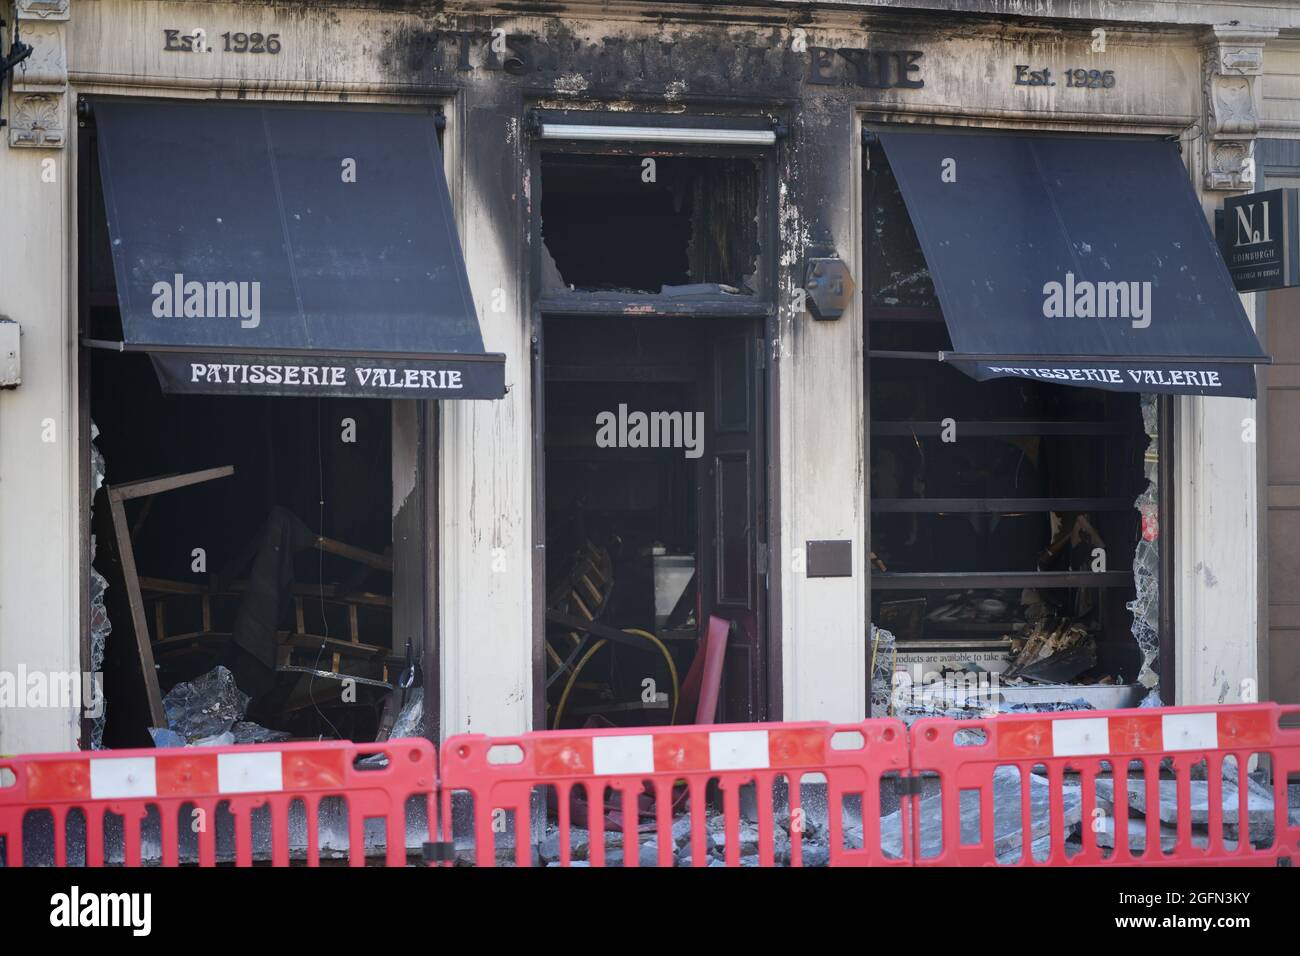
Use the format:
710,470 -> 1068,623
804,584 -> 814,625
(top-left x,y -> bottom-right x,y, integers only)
875,129 -> 1267,398
93,100 -> 505,400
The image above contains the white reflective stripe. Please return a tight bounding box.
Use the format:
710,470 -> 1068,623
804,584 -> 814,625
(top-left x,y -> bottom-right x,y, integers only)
1162,712 -> 1219,751
709,730 -> 770,770
1050,718 -> 1111,757
592,735 -> 655,775
89,757 -> 157,799
217,752 -> 283,794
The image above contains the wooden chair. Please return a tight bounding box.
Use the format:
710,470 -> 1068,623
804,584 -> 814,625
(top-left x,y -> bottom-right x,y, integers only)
564,615 -> 732,831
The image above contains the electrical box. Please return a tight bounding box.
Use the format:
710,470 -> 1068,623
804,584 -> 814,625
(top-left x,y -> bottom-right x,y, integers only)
0,318 -> 20,388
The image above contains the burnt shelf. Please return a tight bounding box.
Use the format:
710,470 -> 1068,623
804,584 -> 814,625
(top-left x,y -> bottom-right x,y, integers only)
871,421 -> 1130,437
871,570 -> 1133,589
871,497 -> 1134,513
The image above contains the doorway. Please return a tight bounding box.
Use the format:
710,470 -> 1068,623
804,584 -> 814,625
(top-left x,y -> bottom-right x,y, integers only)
539,314 -> 769,729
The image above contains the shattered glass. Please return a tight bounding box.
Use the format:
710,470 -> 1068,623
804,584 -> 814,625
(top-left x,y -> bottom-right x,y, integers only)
868,625 -> 896,718
389,688 -> 425,740
230,721 -> 291,745
154,666 -> 249,742
1127,395 -> 1161,690
149,665 -> 287,745
88,421 -> 110,750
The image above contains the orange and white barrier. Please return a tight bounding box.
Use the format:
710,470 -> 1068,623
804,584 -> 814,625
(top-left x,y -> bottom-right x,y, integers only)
0,738 -> 437,867
909,703 -> 1300,866
2,705 -> 1296,867
438,720 -> 911,867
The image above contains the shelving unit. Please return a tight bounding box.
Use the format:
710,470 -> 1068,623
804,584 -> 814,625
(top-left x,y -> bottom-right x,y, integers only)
867,371 -> 1147,646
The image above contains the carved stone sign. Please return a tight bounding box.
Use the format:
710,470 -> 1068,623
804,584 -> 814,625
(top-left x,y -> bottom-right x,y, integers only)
805,48 -> 924,89
386,28 -> 926,97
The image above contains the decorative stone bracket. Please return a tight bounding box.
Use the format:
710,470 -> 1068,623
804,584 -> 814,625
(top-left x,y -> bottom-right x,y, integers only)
7,0 -> 70,148
1201,24 -> 1278,192
15,0 -> 68,19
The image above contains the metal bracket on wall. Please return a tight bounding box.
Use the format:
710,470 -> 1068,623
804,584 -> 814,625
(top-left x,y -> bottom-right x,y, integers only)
804,258 -> 856,321
0,21 -> 35,126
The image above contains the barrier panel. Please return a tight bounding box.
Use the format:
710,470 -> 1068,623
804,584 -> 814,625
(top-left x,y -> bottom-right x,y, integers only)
437,720 -> 912,867
3,705 -> 1296,867
908,703 -> 1300,866
0,738 -> 437,867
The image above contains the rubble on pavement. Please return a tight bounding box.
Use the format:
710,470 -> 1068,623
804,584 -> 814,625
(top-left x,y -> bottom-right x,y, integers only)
519,763 -> 1296,866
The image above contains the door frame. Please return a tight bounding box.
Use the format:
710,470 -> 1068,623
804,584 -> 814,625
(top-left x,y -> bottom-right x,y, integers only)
526,120 -> 784,729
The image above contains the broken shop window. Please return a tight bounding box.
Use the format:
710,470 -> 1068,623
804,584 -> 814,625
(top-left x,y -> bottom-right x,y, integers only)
79,125 -> 426,751
539,152 -> 763,296
863,143 -> 1160,718
86,366 -> 417,747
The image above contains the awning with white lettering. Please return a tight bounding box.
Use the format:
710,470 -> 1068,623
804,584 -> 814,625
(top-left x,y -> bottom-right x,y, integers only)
91,99 -> 505,400
874,128 -> 1268,397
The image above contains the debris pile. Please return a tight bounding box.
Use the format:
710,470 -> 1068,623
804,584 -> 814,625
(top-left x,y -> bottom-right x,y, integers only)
520,768 -> 1298,866
879,768 -> 1083,863
1002,617 -> 1096,684
148,665 -> 288,747
535,811 -> 823,868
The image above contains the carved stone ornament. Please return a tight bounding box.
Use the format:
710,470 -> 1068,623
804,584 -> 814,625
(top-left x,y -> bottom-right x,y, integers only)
1201,25 -> 1278,192
6,11 -> 68,149
15,0 -> 70,20
8,92 -> 66,148
8,21 -> 66,92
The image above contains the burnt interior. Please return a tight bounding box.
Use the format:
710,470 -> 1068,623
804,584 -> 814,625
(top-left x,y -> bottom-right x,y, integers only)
539,153 -> 762,294
541,311 -> 769,729
543,315 -> 705,729
865,144 -> 1150,684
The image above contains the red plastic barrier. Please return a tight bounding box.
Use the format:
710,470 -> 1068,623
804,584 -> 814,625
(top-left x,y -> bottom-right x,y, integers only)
438,720 -> 911,867
5,705 -> 1295,868
908,703 -> 1300,866
0,738 -> 437,867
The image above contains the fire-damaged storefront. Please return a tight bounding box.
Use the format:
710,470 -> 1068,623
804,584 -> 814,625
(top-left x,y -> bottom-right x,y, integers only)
0,0 -> 1294,760
80,99 -> 504,747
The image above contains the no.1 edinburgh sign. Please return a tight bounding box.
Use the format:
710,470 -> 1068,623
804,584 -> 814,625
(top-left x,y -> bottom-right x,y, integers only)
1220,188 -> 1299,292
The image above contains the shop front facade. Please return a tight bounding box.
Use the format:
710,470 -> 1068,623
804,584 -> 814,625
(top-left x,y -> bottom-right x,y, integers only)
1,0 -> 1297,755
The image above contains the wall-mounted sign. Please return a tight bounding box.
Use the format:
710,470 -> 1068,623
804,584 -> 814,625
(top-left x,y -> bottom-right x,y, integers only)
807,49 -> 924,89
1012,65 -> 1116,88
1219,188 -> 1300,292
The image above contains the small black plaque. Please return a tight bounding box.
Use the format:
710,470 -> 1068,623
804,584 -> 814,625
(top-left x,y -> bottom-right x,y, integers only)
806,539 -> 852,578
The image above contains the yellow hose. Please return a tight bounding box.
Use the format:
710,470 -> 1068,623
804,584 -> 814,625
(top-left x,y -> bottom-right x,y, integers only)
552,628 -> 681,729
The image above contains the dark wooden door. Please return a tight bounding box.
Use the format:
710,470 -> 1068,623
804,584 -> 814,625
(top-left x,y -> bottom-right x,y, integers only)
699,321 -> 768,723
1265,280 -> 1300,705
